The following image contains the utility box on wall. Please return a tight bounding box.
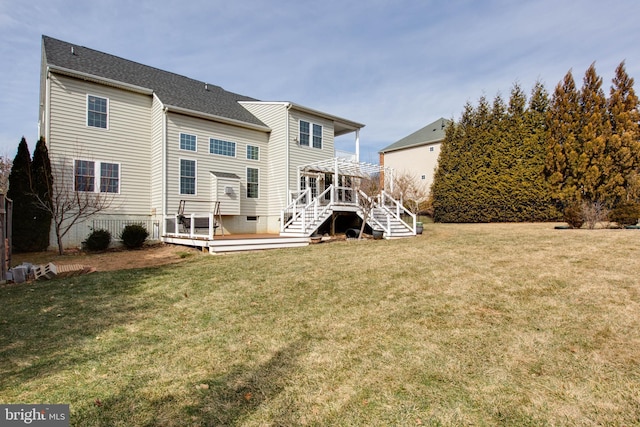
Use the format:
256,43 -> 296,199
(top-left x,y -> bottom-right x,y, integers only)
211,171 -> 241,215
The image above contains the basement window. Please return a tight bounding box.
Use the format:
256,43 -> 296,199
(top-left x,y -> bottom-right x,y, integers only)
246,216 -> 258,222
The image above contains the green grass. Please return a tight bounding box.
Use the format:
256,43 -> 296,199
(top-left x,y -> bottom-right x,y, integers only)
2,223 -> 640,426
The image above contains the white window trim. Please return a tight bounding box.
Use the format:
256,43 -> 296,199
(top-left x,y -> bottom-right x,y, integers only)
179,133 -> 198,152
74,159 -> 121,194
246,144 -> 259,161
298,119 -> 323,149
179,158 -> 197,196
86,94 -> 109,130
246,166 -> 260,199
210,138 -> 237,158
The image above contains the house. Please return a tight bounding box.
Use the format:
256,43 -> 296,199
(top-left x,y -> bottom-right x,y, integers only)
379,118 -> 450,194
39,36 -> 416,252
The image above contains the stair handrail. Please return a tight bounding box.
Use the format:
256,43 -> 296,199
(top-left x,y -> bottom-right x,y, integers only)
379,190 -> 416,233
305,185 -> 334,233
281,188 -> 311,232
357,189 -> 389,233
281,185 -> 335,234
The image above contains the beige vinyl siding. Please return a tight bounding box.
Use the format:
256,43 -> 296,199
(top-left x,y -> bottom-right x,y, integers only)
240,102 -> 289,215
288,109 -> 335,194
48,74 -> 153,215
150,96 -> 164,217
383,143 -> 441,194
165,112 -> 270,219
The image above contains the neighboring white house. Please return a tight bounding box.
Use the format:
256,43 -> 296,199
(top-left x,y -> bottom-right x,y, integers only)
379,118 -> 450,193
39,36 -> 415,250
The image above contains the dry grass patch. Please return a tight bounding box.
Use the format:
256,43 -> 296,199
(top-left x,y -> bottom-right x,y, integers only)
1,223 -> 639,425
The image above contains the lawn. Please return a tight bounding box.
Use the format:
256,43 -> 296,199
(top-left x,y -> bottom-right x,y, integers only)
1,223 -> 639,426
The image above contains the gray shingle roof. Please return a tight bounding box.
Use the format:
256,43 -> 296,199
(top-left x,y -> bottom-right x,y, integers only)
42,35 -> 267,128
380,118 -> 450,153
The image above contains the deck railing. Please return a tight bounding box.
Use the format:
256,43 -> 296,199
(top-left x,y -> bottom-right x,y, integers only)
281,186 -> 335,234
378,190 -> 417,233
165,212 -> 217,239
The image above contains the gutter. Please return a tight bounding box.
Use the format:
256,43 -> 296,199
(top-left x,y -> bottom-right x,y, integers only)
47,65 -> 154,95
164,104 -> 271,133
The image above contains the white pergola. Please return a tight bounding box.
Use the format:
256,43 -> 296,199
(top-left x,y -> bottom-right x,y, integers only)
298,158 -> 393,182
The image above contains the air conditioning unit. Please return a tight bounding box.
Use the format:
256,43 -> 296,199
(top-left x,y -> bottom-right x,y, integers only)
224,186 -> 234,195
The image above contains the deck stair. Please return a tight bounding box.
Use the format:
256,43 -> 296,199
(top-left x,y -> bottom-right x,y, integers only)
280,186 -> 416,238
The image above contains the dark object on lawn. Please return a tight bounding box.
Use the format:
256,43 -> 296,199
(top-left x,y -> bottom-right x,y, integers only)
345,228 -> 360,239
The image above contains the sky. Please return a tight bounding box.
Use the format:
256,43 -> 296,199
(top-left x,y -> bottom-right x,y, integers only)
0,0 -> 639,164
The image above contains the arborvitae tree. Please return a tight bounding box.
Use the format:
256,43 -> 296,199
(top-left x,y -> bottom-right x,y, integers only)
7,138 -> 37,252
431,108 -> 471,222
605,61 -> 640,204
31,137 -> 53,251
525,81 -> 559,219
578,63 -> 611,204
432,82 -> 556,222
545,71 -> 581,205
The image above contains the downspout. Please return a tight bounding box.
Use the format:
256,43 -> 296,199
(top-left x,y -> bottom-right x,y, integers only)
285,103 -> 292,203
45,68 -> 51,145
162,106 -> 168,232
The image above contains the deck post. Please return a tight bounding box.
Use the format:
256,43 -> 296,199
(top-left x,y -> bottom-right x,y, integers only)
208,212 -> 214,240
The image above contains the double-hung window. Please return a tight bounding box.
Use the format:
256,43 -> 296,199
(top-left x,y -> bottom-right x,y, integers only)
180,159 -> 196,195
247,168 -> 259,199
180,133 -> 197,151
246,145 -> 259,160
299,120 -> 322,149
74,160 -> 120,193
312,124 -> 322,148
299,121 -> 310,146
210,138 -> 236,157
87,95 -> 108,129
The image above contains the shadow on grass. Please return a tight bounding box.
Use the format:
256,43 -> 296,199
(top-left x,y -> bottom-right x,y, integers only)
0,266 -> 178,390
75,339 -> 309,426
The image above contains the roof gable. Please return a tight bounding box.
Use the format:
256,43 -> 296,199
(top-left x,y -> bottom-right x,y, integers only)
380,118 -> 450,153
42,36 -> 267,128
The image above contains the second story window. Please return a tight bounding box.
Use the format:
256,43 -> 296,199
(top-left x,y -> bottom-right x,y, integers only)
87,95 -> 108,129
312,124 -> 322,149
210,138 -> 236,157
299,121 -> 310,146
246,145 -> 259,160
299,120 -> 322,149
180,133 -> 197,151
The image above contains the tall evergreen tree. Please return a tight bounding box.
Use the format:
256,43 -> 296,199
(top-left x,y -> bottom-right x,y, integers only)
432,83 -> 556,222
605,61 -> 640,203
578,63 -> 611,204
545,70 -> 581,205
31,137 -> 53,251
7,138 -> 37,252
525,81 -> 558,219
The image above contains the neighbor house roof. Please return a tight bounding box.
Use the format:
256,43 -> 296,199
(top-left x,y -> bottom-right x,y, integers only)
380,118 -> 451,153
42,35 -> 268,129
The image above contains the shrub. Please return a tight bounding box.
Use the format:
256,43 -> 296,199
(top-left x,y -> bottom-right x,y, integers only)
581,201 -> 609,229
563,202 -> 584,229
609,202 -> 640,227
84,228 -> 111,251
120,224 -> 149,249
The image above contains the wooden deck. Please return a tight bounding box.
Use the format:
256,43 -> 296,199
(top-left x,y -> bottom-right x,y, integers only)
162,233 -> 310,254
